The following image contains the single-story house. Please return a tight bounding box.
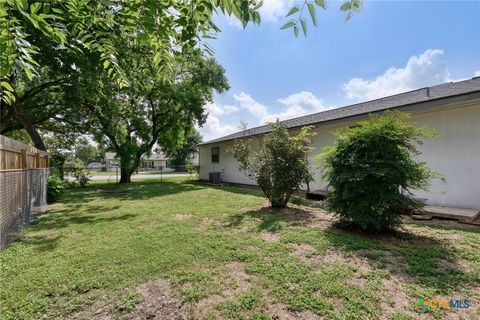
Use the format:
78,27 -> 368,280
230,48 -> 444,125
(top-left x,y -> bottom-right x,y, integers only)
198,77 -> 480,211
86,162 -> 103,169
104,151 -> 170,168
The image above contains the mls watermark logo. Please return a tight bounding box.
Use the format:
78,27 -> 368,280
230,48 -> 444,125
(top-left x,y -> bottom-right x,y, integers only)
418,298 -> 471,312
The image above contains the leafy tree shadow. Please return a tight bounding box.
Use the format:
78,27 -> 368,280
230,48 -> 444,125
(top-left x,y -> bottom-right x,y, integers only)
18,234 -> 64,252
192,181 -> 265,198
222,206 -> 318,232
63,180 -> 207,204
30,206 -> 134,231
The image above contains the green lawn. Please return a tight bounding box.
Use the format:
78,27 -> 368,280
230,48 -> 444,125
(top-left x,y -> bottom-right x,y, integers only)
1,178 -> 479,320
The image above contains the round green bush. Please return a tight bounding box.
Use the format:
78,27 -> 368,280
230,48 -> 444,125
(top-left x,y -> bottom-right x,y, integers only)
317,111 -> 439,232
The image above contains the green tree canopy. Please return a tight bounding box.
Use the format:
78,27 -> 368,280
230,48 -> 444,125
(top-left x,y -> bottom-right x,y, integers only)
0,25 -> 96,150
0,0 -> 261,150
74,138 -> 102,164
165,129 -> 203,166
1,0 -> 362,152
1,0 -> 264,105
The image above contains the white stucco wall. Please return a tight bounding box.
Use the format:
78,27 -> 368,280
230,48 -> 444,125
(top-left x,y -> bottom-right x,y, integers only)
199,138 -> 260,185
199,101 -> 480,209
409,103 -> 480,208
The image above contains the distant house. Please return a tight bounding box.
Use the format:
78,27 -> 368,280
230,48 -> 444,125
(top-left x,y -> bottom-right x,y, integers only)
86,162 -> 103,169
104,150 -> 170,168
198,77 -> 480,210
63,160 -> 77,169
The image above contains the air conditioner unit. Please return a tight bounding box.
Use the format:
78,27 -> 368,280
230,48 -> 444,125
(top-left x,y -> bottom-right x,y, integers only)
209,171 -> 222,184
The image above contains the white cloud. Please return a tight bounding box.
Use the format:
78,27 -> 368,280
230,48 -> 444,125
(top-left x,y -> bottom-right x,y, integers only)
200,90 -> 332,140
475,70 -> 480,77
224,105 -> 240,113
199,114 -> 237,141
205,102 -> 239,116
343,49 -> 450,101
226,15 -> 243,29
233,92 -> 268,117
262,91 -> 331,123
259,0 -> 294,22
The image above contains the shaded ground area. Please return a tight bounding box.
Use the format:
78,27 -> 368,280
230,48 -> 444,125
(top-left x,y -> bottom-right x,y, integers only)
1,178 -> 479,320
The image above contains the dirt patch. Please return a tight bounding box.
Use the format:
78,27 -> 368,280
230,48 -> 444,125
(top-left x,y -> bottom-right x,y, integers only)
266,303 -> 324,320
225,261 -> 251,292
67,290 -> 117,320
259,205 -> 337,229
192,262 -> 251,319
173,213 -> 192,221
197,217 -> 215,231
290,246 -> 372,274
124,279 -> 186,320
69,280 -> 186,320
436,257 -> 472,273
289,243 -> 317,262
356,249 -> 411,275
349,250 -> 416,319
378,276 -> 415,320
259,231 -> 280,242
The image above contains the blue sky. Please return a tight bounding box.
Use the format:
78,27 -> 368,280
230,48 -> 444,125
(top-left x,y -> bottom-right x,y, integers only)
199,0 -> 480,141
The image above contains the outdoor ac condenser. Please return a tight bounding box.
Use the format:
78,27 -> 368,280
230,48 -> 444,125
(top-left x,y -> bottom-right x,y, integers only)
209,172 -> 222,184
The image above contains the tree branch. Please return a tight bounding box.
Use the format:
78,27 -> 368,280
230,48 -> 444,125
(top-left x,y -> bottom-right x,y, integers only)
18,78 -> 69,104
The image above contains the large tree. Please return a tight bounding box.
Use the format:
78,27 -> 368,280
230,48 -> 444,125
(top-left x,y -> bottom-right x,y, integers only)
0,0 -> 262,149
1,0 -> 362,150
165,129 -> 203,166
85,46 -> 228,183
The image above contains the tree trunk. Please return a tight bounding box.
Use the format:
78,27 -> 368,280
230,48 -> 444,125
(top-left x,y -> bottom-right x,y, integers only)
12,102 -> 46,150
119,152 -> 142,184
119,166 -> 132,183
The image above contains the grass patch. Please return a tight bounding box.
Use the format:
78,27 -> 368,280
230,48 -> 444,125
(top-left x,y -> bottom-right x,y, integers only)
1,178 -> 478,319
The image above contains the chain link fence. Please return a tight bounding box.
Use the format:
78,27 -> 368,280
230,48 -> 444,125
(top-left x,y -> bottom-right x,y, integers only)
84,164 -> 195,182
0,169 -> 49,250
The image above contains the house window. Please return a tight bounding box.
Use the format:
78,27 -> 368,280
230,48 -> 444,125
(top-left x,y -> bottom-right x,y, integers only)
211,147 -> 220,163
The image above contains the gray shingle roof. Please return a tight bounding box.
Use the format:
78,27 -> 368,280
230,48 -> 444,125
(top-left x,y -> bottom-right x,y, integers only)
199,77 -> 480,146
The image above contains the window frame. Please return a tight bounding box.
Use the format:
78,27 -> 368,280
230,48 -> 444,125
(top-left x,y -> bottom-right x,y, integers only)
211,146 -> 220,163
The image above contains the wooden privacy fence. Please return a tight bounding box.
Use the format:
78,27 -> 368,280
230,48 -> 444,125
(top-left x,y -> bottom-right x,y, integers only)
0,136 -> 49,170
0,135 -> 50,250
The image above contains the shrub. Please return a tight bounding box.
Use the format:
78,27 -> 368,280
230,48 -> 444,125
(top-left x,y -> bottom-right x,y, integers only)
232,122 -> 314,208
316,111 -> 439,232
186,162 -> 200,180
47,172 -> 67,203
66,167 -> 92,187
